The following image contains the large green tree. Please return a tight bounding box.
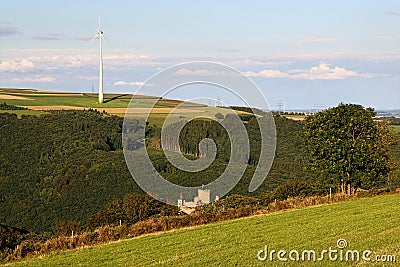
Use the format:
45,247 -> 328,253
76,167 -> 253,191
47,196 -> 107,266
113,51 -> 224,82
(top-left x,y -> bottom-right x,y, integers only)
303,103 -> 396,194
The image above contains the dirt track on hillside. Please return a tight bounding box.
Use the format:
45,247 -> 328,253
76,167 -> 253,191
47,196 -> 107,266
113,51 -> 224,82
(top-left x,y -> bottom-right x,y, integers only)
0,94 -> 33,100
13,93 -> 84,97
23,106 -> 206,114
25,106 -> 85,110
100,108 -> 206,114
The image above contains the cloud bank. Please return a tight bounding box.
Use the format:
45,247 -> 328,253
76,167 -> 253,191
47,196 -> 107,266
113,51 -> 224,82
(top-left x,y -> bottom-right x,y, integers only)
113,81 -> 149,86
174,64 -> 361,80
13,75 -> 56,83
0,59 -> 35,73
244,63 -> 359,80
33,33 -> 63,40
0,22 -> 19,37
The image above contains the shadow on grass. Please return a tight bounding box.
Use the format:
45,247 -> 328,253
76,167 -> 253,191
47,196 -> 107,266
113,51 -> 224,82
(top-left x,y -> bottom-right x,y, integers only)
103,94 -> 130,103
96,94 -> 129,103
82,93 -> 131,103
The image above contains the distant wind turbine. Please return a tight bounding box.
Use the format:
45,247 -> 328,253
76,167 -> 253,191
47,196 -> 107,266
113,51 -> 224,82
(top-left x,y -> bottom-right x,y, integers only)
91,19 -> 104,104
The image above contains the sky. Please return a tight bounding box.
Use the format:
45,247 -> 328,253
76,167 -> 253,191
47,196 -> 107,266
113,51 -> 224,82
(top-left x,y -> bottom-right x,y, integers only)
1,0 -> 399,110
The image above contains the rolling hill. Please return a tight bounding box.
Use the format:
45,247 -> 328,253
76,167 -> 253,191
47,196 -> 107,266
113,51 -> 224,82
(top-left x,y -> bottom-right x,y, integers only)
7,193 -> 400,266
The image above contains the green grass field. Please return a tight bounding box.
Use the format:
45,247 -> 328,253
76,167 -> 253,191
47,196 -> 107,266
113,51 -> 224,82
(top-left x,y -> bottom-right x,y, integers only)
393,125 -> 400,135
0,88 -> 193,108
8,193 -> 400,267
0,88 -> 253,124
0,93 -> 156,109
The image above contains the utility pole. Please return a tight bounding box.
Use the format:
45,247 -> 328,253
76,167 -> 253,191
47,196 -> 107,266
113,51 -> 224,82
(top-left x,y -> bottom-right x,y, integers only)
277,101 -> 284,115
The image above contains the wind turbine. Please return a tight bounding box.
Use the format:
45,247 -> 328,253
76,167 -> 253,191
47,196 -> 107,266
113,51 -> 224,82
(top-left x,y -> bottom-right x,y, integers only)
91,19 -> 104,104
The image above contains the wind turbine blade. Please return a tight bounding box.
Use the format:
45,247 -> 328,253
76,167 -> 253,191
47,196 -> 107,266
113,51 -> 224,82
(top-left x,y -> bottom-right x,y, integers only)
88,33 -> 98,45
102,35 -> 110,45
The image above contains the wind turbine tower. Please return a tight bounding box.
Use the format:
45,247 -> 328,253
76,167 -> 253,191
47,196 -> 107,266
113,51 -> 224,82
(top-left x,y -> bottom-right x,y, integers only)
92,19 -> 104,104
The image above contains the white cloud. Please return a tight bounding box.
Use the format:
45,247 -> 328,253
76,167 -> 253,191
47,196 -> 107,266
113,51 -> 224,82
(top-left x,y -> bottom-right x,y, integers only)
297,36 -> 337,44
14,75 -> 56,83
113,80 -> 151,87
33,33 -> 62,40
0,59 -> 35,73
298,63 -> 357,80
0,48 -> 161,73
174,68 -> 238,77
174,64 -> 365,80
76,75 -> 97,81
243,69 -> 289,78
244,63 -> 359,80
0,49 -> 393,86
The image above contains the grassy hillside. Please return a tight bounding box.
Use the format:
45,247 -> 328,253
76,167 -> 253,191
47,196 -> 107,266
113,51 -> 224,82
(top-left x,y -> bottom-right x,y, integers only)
8,193 -> 400,266
393,125 -> 400,135
0,88 -> 247,121
0,88 -> 162,108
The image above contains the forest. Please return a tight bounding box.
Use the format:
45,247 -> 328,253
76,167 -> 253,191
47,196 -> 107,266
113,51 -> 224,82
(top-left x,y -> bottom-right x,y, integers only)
0,107 -> 307,233
0,105 -> 399,236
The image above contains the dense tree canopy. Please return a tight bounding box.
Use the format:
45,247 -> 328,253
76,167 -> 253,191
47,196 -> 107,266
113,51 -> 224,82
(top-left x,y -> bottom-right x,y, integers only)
303,103 -> 397,194
0,110 -> 138,232
0,110 -> 308,232
1,106 -> 398,233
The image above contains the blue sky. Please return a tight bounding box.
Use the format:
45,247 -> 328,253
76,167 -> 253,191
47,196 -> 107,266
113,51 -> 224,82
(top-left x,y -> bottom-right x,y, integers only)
1,0 -> 399,109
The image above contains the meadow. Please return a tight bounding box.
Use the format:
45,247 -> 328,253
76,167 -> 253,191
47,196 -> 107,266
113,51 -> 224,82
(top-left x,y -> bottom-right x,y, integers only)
0,88 -> 252,125
0,89 -> 164,109
393,125 -> 400,135
8,193 -> 400,267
